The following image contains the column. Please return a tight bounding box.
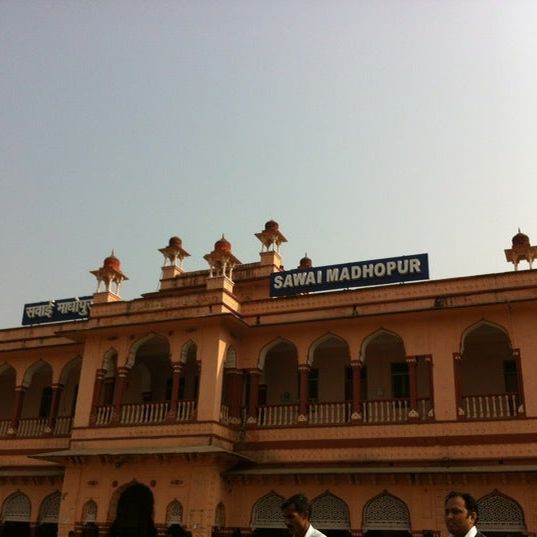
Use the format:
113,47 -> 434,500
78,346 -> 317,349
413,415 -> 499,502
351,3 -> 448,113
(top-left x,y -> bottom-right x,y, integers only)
47,383 -> 64,433
452,352 -> 464,419
9,385 -> 26,433
112,367 -> 129,423
406,356 -> 418,420
424,355 -> 434,419
89,369 -> 105,425
513,348 -> 526,417
167,361 -> 183,422
229,369 -> 245,425
246,369 -> 261,426
29,523 -> 38,537
298,364 -> 310,424
350,360 -> 363,422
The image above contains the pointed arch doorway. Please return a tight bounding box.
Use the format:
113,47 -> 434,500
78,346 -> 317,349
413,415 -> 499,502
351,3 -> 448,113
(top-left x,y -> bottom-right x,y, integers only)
109,483 -> 157,537
362,493 -> 412,537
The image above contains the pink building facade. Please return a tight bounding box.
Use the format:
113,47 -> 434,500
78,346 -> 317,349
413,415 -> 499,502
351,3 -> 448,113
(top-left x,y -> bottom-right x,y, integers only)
0,224 -> 536,537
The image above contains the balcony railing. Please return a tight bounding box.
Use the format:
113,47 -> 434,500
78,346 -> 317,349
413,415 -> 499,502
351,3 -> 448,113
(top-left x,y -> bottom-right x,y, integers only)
309,401 -> 351,425
258,404 -> 299,427
362,397 -> 432,424
462,392 -> 520,419
94,400 -> 197,426
0,416 -> 73,438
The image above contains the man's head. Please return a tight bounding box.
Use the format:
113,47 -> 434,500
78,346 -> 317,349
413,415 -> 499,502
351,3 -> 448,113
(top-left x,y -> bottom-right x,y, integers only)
444,492 -> 479,537
281,494 -> 311,537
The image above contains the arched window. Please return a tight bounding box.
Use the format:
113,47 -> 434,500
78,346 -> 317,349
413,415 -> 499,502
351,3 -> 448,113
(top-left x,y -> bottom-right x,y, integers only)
39,491 -> 61,524
363,492 -> 410,531
166,500 -> 183,526
2,491 -> 31,522
215,502 -> 225,529
478,492 -> 526,533
251,492 -> 285,529
311,492 -> 350,530
82,500 -> 98,524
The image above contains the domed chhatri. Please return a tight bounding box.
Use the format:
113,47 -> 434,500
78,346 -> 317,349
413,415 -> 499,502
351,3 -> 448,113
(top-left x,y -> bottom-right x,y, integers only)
90,251 -> 128,295
298,253 -> 312,269
204,234 -> 240,279
159,235 -> 190,267
505,229 -> 537,271
255,219 -> 287,253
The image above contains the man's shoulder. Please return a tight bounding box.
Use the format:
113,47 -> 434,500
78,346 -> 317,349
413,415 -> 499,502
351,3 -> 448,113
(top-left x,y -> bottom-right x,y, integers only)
309,526 -> 328,537
475,531 -> 487,537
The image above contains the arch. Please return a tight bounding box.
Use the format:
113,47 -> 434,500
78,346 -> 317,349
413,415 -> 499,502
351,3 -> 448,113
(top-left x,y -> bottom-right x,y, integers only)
359,328 -> 405,363
181,340 -> 198,364
22,360 -> 52,388
311,492 -> 350,530
363,491 -> 410,531
460,320 -> 511,354
477,491 -> 526,532
308,333 -> 350,365
225,347 -> 237,369
82,500 -> 98,524
127,333 -> 170,368
107,479 -> 140,522
251,491 -> 285,529
102,348 -> 118,372
258,337 -> 297,371
59,356 -> 82,385
38,490 -> 61,523
2,491 -> 31,522
108,481 -> 156,536
0,362 -> 15,377
215,502 -> 226,529
0,364 -> 16,420
166,500 -> 183,526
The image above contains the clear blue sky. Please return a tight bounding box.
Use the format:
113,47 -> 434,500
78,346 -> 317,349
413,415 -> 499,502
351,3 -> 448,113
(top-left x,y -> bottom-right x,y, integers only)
2,1 -> 537,329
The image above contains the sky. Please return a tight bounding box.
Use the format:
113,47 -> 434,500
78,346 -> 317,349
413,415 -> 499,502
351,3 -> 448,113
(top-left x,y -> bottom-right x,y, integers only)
2,1 -> 537,329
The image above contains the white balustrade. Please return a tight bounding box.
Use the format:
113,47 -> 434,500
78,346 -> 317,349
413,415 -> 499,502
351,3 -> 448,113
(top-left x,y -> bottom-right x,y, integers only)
95,405 -> 114,425
309,402 -> 351,425
176,400 -> 196,422
463,393 -> 519,419
53,416 -> 73,435
16,417 -> 48,437
220,405 -> 230,424
120,401 -> 170,425
0,419 -> 11,437
257,404 -> 299,427
362,399 -> 409,423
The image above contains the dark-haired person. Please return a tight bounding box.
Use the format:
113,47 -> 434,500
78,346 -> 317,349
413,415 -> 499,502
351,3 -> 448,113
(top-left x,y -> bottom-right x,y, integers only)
281,494 -> 326,537
445,492 -> 485,537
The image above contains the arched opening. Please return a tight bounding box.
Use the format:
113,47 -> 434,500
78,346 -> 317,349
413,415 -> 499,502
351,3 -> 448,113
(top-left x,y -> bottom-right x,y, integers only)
309,336 -> 351,424
258,341 -> 298,427
361,332 -> 410,423
81,500 -> 98,537
211,502 -> 226,537
459,323 -> 521,419
109,483 -> 156,537
1,491 -> 31,537
166,500 -> 189,537
122,335 -> 172,425
477,492 -> 526,537
0,365 -> 16,434
362,492 -> 411,537
311,492 -> 351,537
56,357 -> 81,434
36,491 -> 61,537
251,492 -> 287,537
20,361 -> 53,436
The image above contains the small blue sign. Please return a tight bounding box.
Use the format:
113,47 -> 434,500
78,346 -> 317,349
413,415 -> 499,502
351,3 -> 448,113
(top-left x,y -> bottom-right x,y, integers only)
270,254 -> 429,297
22,296 -> 93,326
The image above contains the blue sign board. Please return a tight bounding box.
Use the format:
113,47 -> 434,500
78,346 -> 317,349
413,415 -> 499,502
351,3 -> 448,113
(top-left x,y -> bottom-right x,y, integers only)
270,254 -> 429,297
22,296 -> 93,326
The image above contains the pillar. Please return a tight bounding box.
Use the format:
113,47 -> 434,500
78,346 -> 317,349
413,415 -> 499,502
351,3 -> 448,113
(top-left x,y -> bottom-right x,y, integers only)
424,355 -> 434,419
406,356 -> 418,420
47,383 -> 64,433
9,385 -> 26,433
167,361 -> 183,422
513,348 -> 526,417
452,352 -> 464,419
246,369 -> 261,426
89,369 -> 105,425
228,369 -> 244,425
298,364 -> 310,424
350,360 -> 363,422
112,367 -> 129,423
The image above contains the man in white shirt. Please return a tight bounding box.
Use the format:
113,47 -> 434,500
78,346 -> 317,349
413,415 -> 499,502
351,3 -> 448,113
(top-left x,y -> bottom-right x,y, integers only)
445,492 -> 486,537
281,494 -> 327,537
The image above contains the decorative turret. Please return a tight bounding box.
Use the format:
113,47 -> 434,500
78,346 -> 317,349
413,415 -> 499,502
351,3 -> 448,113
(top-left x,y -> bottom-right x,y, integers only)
159,236 -> 190,267
255,220 -> 287,252
203,235 -> 240,279
504,229 -> 537,270
90,251 -> 128,296
298,253 -> 312,269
